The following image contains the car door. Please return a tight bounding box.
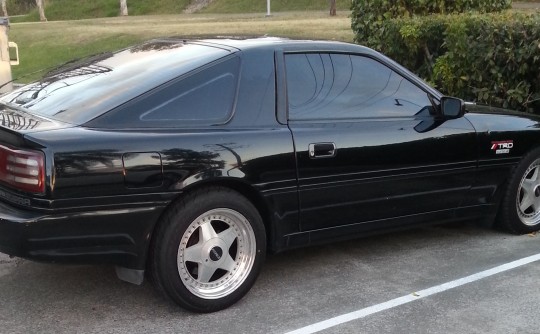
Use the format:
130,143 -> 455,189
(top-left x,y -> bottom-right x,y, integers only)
284,52 -> 478,232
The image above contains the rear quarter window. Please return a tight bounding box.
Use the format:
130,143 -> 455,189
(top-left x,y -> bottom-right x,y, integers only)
88,56 -> 240,128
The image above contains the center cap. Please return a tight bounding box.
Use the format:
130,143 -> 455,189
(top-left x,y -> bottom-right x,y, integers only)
209,246 -> 223,261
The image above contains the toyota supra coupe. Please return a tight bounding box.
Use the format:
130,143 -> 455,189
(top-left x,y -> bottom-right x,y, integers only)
0,37 -> 539,312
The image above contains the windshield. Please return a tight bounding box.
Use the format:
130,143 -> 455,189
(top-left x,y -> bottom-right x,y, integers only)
0,40 -> 233,125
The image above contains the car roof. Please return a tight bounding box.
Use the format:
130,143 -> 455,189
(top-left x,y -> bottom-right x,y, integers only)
162,36 -> 376,55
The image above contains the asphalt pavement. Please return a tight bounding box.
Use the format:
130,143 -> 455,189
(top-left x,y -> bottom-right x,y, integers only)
1,221 -> 539,334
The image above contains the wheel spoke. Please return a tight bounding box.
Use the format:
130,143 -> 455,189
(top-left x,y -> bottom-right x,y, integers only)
184,243 -> 204,263
218,227 -> 238,248
199,221 -> 218,242
520,192 -> 535,212
531,198 -> 540,213
218,254 -> 237,272
197,263 -> 216,283
522,179 -> 536,194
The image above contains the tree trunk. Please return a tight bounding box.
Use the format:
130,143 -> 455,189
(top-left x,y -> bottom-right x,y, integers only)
329,0 -> 337,16
120,0 -> 128,16
36,0 -> 46,21
1,0 -> 7,17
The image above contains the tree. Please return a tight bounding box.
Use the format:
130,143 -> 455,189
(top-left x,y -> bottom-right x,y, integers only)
1,0 -> 7,17
36,0 -> 46,21
120,0 -> 128,16
329,0 -> 336,16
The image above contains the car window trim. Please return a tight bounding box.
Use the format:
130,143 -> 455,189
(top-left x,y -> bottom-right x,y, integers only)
274,49 -> 288,125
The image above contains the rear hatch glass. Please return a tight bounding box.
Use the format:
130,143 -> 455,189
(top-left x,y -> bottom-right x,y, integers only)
0,40 -> 234,125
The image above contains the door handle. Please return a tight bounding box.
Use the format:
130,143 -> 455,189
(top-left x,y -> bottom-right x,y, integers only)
309,142 -> 336,158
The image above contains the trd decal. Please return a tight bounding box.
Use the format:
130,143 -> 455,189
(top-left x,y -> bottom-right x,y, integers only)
491,140 -> 513,154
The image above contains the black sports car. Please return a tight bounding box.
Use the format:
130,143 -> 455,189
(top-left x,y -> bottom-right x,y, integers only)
0,37 -> 539,312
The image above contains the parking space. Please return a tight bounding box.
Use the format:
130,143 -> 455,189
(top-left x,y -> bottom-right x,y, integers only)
1,222 -> 539,334
323,264 -> 540,334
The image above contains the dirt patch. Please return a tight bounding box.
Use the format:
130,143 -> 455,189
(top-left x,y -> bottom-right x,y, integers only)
183,0 -> 216,14
513,1 -> 540,9
0,253 -> 17,264
0,253 -> 23,278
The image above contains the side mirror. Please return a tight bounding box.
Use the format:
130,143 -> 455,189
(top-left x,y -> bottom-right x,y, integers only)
440,96 -> 465,119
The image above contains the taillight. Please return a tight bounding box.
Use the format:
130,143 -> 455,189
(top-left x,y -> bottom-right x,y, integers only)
0,145 -> 45,193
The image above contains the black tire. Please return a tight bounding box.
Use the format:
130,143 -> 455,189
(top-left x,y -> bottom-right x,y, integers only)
499,147 -> 540,234
150,187 -> 266,312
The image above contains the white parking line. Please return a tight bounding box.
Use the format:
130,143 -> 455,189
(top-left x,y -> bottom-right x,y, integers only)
285,253 -> 540,334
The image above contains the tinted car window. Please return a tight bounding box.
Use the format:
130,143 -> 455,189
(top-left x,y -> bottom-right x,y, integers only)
286,53 -> 432,120
91,56 -> 240,128
0,41 -> 233,125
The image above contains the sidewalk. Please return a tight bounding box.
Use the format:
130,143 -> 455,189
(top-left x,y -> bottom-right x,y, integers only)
513,1 -> 540,9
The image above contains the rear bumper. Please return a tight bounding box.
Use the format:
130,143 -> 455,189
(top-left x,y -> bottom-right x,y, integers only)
0,201 -> 165,270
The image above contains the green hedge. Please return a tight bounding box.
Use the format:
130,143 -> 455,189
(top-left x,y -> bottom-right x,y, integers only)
351,1 -> 540,113
434,13 -> 540,111
352,0 -> 510,47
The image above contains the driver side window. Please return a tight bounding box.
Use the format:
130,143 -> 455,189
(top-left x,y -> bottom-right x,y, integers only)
286,53 -> 433,121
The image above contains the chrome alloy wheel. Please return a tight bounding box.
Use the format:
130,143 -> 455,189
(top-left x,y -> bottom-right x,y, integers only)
177,208 -> 256,299
517,159 -> 540,226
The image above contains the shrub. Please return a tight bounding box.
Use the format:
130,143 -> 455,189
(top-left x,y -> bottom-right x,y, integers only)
352,0 -> 511,47
351,1 -> 540,112
434,13 -> 540,111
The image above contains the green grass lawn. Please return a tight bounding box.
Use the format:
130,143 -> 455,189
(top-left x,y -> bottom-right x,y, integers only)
10,0 -> 350,22
9,12 -> 353,82
7,1 -> 539,83
202,0 -> 351,13
7,0 -> 539,22
11,0 -> 193,22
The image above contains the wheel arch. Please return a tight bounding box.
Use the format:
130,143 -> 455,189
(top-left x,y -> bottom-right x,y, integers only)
145,178 -> 274,270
